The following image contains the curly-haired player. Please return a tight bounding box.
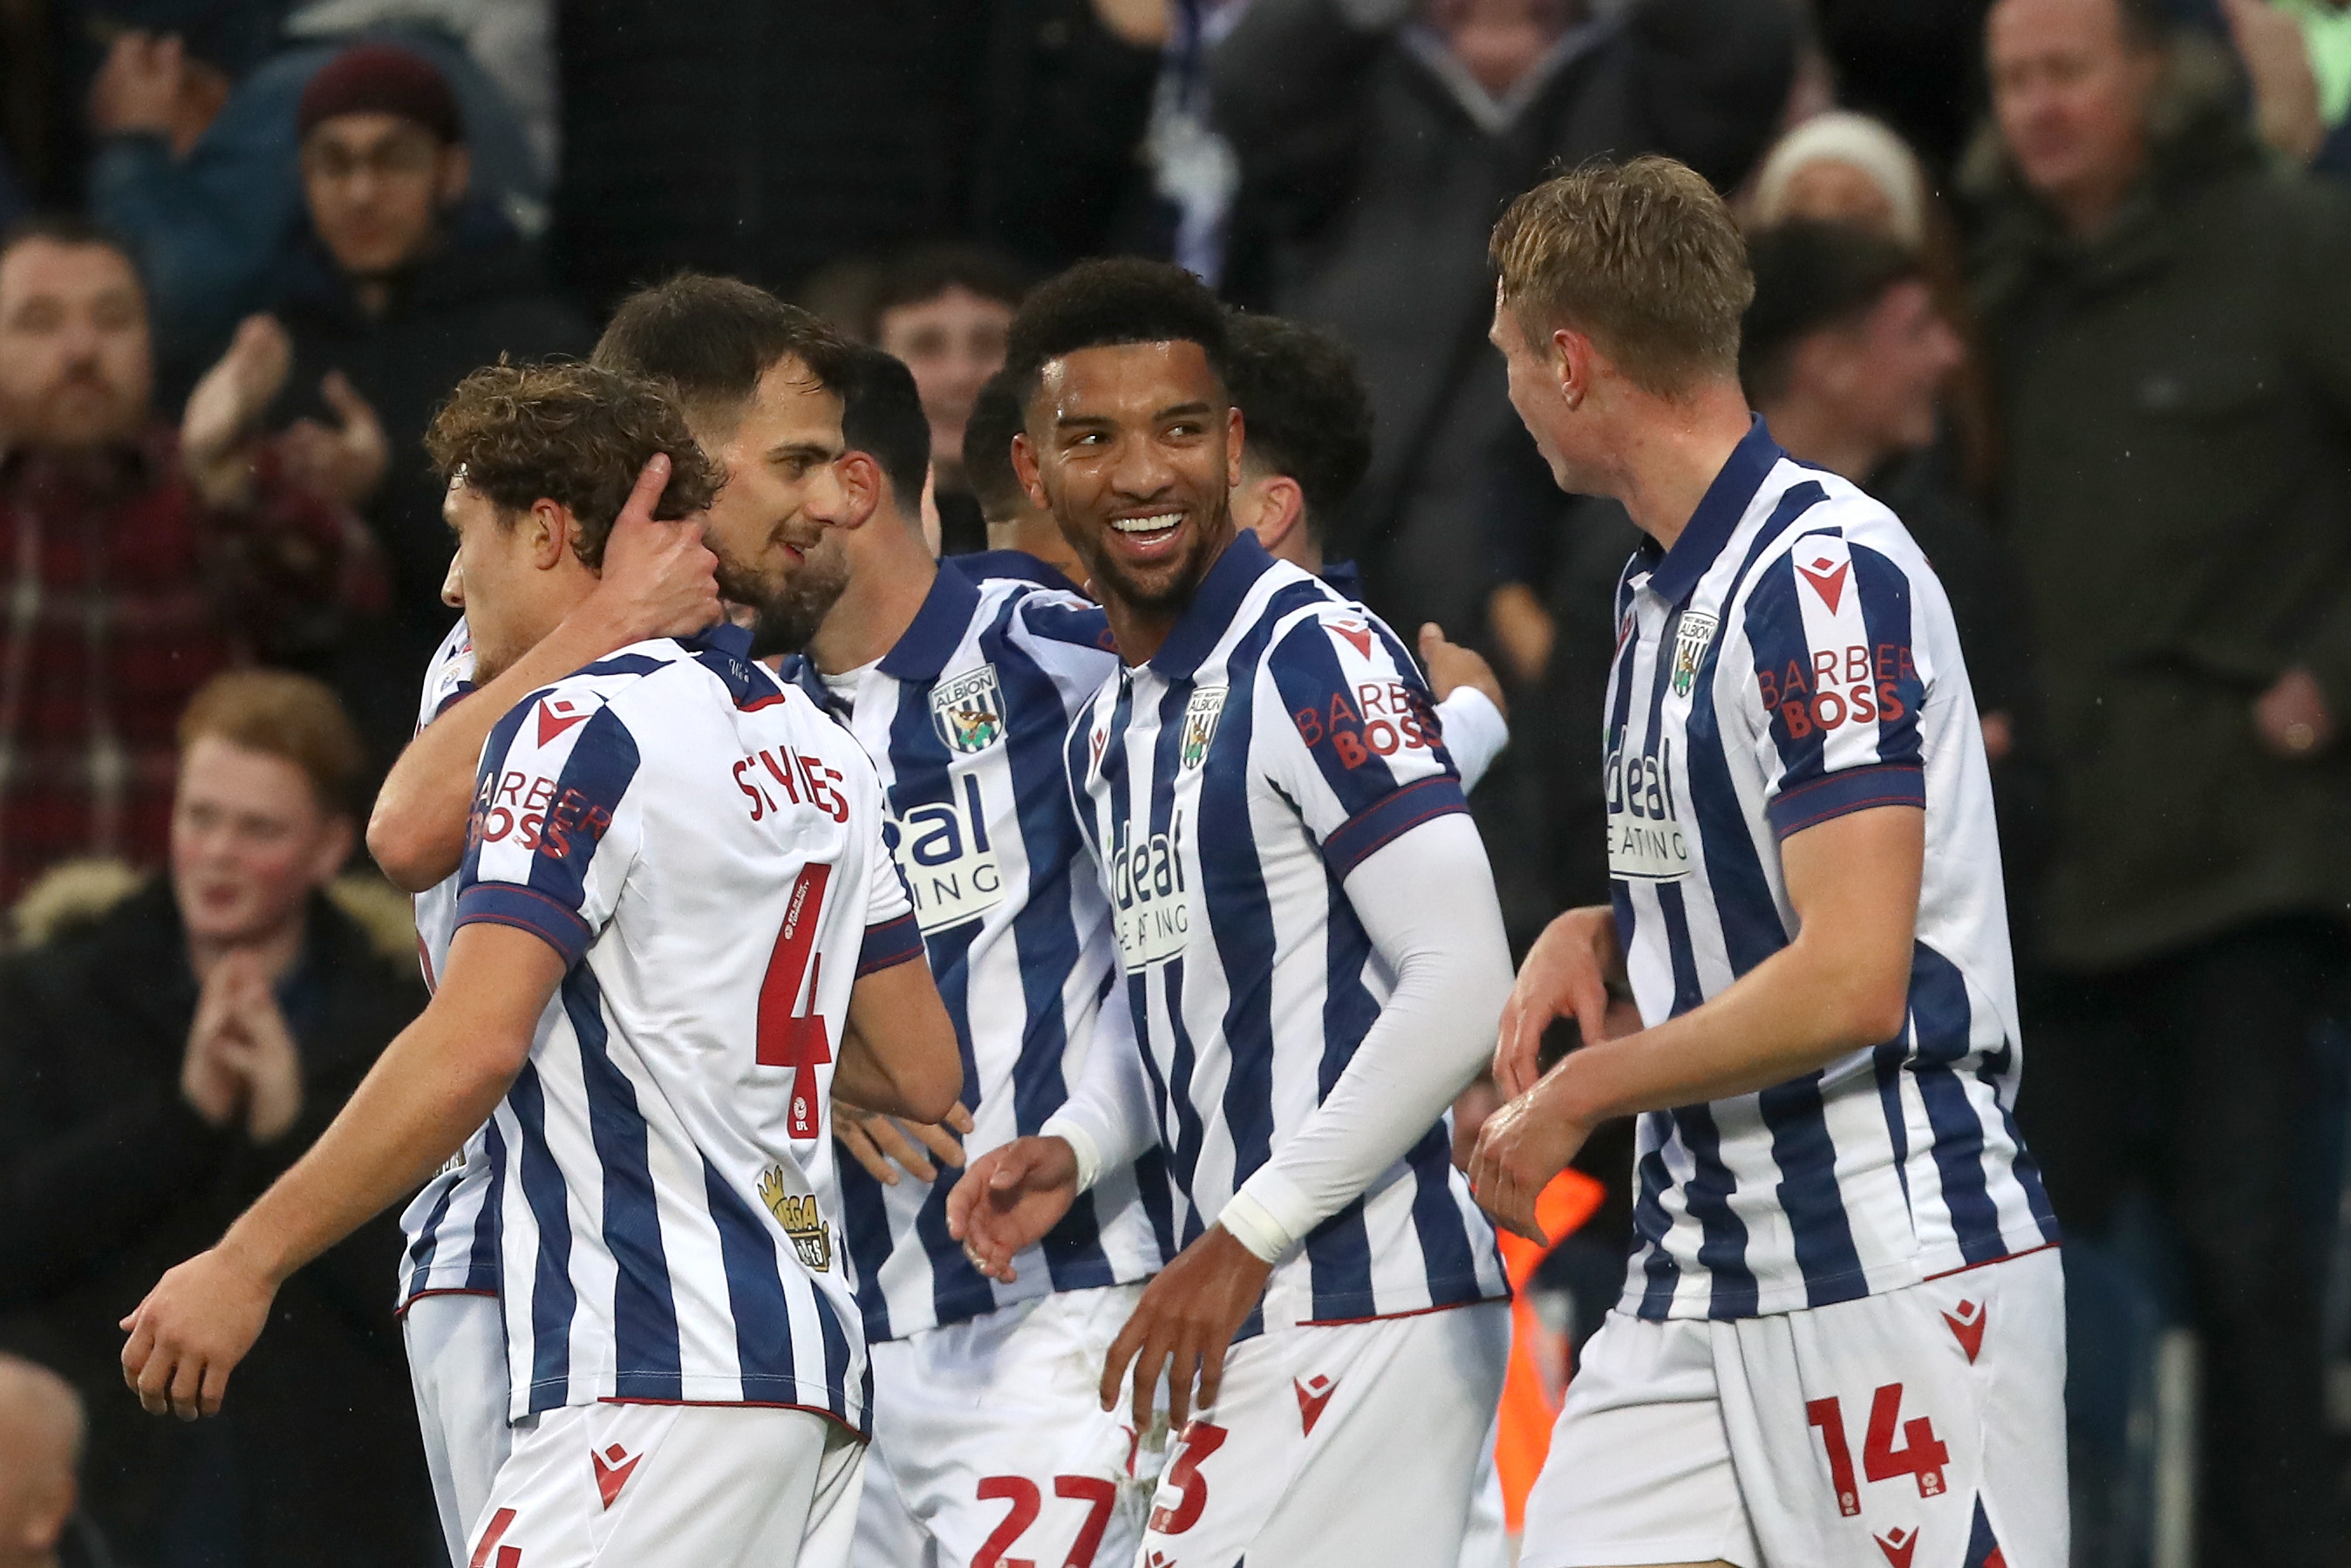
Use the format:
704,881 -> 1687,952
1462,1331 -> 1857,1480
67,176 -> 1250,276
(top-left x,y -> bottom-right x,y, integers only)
121,360 -> 964,1568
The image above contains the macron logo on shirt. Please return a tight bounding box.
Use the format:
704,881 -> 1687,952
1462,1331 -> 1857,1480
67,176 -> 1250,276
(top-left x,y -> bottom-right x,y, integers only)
537,696 -> 596,747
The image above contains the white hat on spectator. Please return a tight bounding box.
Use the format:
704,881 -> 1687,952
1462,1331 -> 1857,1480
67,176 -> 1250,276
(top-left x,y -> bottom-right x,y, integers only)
1751,111 -> 1930,251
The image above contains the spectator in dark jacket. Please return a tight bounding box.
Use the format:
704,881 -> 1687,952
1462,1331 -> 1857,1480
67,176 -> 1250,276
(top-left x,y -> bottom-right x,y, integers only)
85,21 -> 547,399
1209,0 -> 1797,643
0,216 -> 384,907
259,42 -> 589,760
0,671 -> 432,1568
1973,0 -> 2351,1559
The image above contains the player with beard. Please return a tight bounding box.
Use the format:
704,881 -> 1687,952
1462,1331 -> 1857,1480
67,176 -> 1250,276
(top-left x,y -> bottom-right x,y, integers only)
122,360 -> 961,1566
951,259 -> 1514,1566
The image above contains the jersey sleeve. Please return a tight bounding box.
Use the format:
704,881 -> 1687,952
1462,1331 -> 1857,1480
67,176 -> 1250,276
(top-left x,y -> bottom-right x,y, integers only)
1259,607 -> 1469,879
1736,528 -> 1931,840
453,685 -> 644,966
847,747 -> 923,977
415,617 -> 478,734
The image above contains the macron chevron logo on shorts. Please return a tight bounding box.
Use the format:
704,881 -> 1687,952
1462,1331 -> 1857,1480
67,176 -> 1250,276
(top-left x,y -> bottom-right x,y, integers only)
1873,1526 -> 1918,1568
1294,1374 -> 1338,1435
593,1442 -> 639,1508
1944,1299 -> 1987,1363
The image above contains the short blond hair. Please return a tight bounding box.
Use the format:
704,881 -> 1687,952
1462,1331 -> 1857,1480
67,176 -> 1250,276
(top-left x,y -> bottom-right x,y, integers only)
1489,156 -> 1753,398
178,670 -> 365,819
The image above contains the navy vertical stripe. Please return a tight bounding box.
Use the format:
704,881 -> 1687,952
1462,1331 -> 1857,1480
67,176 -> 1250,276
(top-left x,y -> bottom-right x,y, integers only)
404,1176 -> 460,1297
1907,943 -> 2007,1262
469,1121 -> 506,1291
1759,1073 -> 1869,1306
700,1156 -> 800,1401
1743,558 -> 1830,792
1849,545 -> 1923,767
1402,1121 -> 1486,1306
563,966 -> 682,1401
1670,1103 -> 1758,1319
838,1157 -> 897,1340
1980,1039 -> 2061,1241
504,1061 -> 576,1411
1631,1111 -> 1683,1319
523,706 -> 643,911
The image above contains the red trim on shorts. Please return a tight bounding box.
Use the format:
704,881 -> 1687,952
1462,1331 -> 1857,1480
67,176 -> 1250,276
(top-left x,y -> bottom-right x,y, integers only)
394,1286 -> 501,1320
1920,1240 -> 2061,1284
1296,1294 -> 1510,1329
597,1395 -> 870,1444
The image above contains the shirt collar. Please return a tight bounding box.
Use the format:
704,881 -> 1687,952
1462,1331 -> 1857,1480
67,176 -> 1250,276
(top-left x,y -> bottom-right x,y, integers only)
1149,529 -> 1278,679
877,560 -> 981,683
1642,414 -> 1785,606
677,620 -> 754,661
1319,556 -> 1363,597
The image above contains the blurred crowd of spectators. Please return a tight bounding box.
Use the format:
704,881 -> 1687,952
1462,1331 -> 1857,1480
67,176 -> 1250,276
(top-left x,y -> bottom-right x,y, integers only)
3,0 -> 2351,1564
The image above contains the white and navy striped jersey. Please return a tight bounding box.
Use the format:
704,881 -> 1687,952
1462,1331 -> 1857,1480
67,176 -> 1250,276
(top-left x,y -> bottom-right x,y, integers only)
1066,533 -> 1508,1336
394,616 -> 502,1312
782,562 -> 1171,1343
1605,419 -> 2059,1322
455,623 -> 924,1426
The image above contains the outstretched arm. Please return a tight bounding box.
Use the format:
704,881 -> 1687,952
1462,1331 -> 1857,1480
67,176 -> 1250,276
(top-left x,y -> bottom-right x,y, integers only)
119,922 -> 564,1419
1471,804 -> 1922,1241
368,456 -> 719,891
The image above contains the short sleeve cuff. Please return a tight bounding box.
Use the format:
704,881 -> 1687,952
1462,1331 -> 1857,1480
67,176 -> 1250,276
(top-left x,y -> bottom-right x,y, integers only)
855,912 -> 926,977
1320,775 -> 1469,881
453,883 -> 594,966
1766,761 -> 1925,841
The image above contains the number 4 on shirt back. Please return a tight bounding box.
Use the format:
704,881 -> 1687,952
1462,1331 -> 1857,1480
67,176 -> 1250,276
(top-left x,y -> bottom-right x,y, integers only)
759,863 -> 833,1136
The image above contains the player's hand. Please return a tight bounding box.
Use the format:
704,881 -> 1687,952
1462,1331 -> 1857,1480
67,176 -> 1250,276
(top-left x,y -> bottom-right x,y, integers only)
119,1244 -> 276,1420
1467,1074 -> 1592,1245
2255,664 -> 2334,760
947,1135 -> 1080,1282
586,453 -> 722,644
835,1098 -> 973,1185
280,372 -> 388,506
1099,1225 -> 1271,1433
1419,623 -> 1506,719
1496,905 -> 1620,1098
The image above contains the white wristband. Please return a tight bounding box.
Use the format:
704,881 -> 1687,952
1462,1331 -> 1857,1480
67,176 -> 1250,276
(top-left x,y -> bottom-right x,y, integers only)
1216,1190 -> 1292,1264
1038,1115 -> 1102,1196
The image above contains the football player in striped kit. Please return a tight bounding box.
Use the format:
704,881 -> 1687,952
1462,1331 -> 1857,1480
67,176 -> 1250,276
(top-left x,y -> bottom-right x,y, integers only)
953,259 -> 1516,1567
120,362 -> 964,1567
1469,160 -> 2065,1568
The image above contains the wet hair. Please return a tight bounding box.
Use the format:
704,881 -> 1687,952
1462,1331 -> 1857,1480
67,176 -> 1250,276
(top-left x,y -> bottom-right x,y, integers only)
1002,257 -> 1232,403
1739,221 -> 1926,406
1491,156 -> 1751,399
179,671 -> 366,819
842,344 -> 931,513
962,369 -> 1030,523
425,359 -> 722,569
1223,312 -> 1373,535
594,272 -> 855,432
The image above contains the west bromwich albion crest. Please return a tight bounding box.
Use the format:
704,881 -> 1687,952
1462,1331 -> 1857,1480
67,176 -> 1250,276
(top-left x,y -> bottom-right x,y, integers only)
1181,685 -> 1228,770
1671,611 -> 1718,699
930,665 -> 1005,754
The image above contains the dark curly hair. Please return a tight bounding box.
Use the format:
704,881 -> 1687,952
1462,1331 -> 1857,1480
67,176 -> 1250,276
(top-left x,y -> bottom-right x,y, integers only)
425,360 -> 722,569
1003,257 -> 1231,403
1223,312 -> 1373,535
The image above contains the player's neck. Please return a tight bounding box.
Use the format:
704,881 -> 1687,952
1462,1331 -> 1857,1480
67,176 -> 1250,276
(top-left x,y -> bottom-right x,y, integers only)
1604,383 -> 1755,554
810,505 -> 937,675
1755,395 -> 1883,487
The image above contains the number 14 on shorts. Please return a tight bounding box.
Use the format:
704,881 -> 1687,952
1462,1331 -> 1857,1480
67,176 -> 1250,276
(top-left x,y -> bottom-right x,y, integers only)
1805,1383 -> 1951,1517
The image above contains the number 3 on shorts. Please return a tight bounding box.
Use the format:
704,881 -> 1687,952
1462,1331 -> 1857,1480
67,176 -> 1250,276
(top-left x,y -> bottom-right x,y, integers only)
1804,1382 -> 1951,1518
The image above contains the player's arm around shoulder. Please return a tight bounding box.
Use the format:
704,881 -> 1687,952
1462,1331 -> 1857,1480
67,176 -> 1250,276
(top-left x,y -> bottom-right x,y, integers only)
828,741 -> 960,1126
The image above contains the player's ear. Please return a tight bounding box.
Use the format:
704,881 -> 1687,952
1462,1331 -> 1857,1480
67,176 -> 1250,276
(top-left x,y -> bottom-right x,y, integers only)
1011,430 -> 1046,512
1554,326 -> 1594,412
527,498 -> 569,569
1225,406 -> 1244,489
835,450 -> 883,529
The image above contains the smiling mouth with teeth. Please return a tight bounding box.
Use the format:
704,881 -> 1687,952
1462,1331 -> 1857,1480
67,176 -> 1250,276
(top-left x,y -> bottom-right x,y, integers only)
1113,512 -> 1185,535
